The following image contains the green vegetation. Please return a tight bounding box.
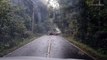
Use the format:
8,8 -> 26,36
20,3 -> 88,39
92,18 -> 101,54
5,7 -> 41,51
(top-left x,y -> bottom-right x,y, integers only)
83,0 -> 107,56
0,0 -> 37,56
0,0 -> 107,59
66,36 -> 107,60
55,0 -> 107,59
0,36 -> 37,57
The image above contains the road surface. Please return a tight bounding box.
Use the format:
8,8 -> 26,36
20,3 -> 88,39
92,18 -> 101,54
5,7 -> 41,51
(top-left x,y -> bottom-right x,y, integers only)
4,35 -> 93,60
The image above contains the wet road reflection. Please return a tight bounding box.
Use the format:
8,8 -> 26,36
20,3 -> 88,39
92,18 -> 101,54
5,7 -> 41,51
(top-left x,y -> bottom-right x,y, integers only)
5,35 -> 93,60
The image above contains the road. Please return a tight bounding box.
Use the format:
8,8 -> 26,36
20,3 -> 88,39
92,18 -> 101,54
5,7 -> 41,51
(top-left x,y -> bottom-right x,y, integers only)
4,35 -> 93,60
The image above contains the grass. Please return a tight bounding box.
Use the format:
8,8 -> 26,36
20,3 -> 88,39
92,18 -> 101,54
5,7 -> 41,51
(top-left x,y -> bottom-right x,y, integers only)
0,36 -> 39,57
65,36 -> 107,60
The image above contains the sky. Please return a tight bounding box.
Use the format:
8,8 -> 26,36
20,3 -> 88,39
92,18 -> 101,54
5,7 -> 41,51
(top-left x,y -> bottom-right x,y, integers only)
40,0 -> 60,9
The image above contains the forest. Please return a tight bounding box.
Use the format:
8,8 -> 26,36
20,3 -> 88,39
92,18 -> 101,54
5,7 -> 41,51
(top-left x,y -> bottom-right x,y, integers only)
0,0 -> 107,59
54,0 -> 107,59
0,0 -> 35,56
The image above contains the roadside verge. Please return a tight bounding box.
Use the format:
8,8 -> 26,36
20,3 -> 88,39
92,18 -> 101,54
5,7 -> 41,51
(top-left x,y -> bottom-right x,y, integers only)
0,36 -> 40,57
65,36 -> 107,60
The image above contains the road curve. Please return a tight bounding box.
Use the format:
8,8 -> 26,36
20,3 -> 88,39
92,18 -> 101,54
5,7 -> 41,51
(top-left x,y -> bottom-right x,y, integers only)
5,35 -> 93,60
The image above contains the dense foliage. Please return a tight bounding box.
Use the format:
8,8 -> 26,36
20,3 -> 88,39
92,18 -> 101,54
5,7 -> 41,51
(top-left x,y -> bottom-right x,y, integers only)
84,0 -> 107,55
54,0 -> 107,55
0,0 -> 107,57
0,0 -> 33,55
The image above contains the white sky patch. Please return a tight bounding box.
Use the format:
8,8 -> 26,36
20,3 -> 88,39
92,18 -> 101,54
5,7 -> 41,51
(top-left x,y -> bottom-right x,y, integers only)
49,0 -> 59,9
42,0 -> 60,9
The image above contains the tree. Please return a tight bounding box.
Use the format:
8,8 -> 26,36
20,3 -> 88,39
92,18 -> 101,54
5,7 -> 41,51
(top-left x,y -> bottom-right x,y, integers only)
0,0 -> 29,53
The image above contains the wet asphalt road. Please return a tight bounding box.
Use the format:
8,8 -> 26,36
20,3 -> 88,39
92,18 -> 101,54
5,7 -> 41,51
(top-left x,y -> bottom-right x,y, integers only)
5,35 -> 93,60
